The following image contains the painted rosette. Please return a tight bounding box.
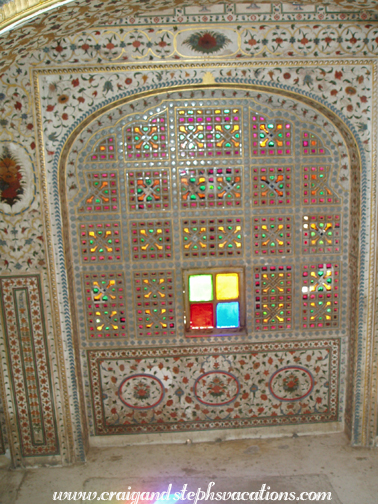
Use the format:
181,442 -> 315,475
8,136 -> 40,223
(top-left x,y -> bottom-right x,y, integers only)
118,374 -> 165,409
194,371 -> 240,406
269,366 -> 314,402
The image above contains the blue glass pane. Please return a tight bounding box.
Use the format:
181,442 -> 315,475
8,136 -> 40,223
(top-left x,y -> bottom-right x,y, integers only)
216,302 -> 239,328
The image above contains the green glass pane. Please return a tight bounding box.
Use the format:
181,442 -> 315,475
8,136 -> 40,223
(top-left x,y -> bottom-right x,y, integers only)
189,274 -> 213,302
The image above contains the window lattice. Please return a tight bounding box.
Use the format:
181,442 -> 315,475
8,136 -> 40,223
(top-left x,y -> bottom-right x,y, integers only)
302,263 -> 340,329
73,92 -> 345,342
79,222 -> 122,262
130,220 -> 173,261
84,273 -> 126,338
124,113 -> 168,160
302,215 -> 341,254
182,217 -> 243,259
250,114 -> 292,156
302,132 -> 330,156
179,166 -> 242,209
252,166 -> 292,206
177,107 -> 241,158
126,169 -> 170,211
78,172 -> 118,213
252,216 -> 293,255
254,266 -> 293,332
303,166 -> 341,205
134,271 -> 176,338
86,136 -> 116,162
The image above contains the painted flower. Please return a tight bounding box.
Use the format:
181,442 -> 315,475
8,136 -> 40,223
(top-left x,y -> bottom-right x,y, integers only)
58,94 -> 69,104
103,81 -> 114,94
183,31 -> 231,54
282,373 -> 299,393
345,86 -> 357,95
207,376 -> 226,397
133,381 -> 150,401
0,146 -> 24,207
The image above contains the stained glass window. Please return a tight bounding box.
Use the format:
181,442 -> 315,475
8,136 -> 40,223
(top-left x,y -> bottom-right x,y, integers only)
250,115 -> 292,156
71,90 -> 345,343
86,136 -> 116,162
177,107 -> 241,158
184,268 -> 245,336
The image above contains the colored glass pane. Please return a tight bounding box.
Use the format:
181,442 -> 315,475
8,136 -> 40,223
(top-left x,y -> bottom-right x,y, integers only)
190,303 -> 214,329
216,302 -> 239,328
216,273 -> 239,300
189,275 -> 213,302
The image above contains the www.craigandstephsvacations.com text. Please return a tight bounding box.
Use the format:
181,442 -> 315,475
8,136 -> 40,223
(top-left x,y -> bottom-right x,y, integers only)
52,483 -> 333,502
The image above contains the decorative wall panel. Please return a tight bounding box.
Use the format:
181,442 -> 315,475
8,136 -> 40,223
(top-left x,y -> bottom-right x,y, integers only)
88,339 -> 340,435
0,276 -> 59,456
61,88 -> 350,442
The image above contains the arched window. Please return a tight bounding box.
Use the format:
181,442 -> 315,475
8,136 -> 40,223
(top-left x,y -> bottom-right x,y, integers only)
63,87 -> 348,437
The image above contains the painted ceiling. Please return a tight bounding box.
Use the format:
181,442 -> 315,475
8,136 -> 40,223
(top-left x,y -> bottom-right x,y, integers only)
1,0 -> 378,74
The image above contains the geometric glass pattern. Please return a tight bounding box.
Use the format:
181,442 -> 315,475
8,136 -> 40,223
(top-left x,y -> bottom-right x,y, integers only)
254,266 -> 293,331
302,132 -> 329,156
130,220 -> 173,261
250,114 -> 292,156
86,136 -> 116,162
79,222 -> 122,262
303,166 -> 341,205
124,113 -> 168,160
179,166 -> 242,209
182,217 -> 243,258
83,273 -> 127,338
302,215 -> 341,254
251,166 -> 292,206
78,172 -> 118,213
252,216 -> 293,255
126,169 -> 170,211
134,271 -> 175,338
302,263 -> 339,329
177,107 -> 241,158
184,269 -> 244,336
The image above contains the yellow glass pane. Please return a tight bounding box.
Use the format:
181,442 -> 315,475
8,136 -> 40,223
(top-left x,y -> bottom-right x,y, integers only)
216,273 -> 239,300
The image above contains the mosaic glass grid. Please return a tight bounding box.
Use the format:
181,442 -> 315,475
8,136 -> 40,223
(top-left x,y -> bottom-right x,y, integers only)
182,217 -> 243,259
251,166 -> 292,206
302,215 -> 341,254
301,132 -> 330,156
78,172 -> 118,213
86,136 -> 116,162
303,166 -> 341,205
179,166 -> 242,209
302,263 -> 340,329
177,107 -> 241,159
250,113 -> 292,156
71,92 -> 347,347
83,273 -> 126,338
252,216 -> 293,255
130,220 -> 173,261
79,222 -> 122,262
254,266 -> 293,332
134,271 -> 176,338
124,112 -> 168,160
125,169 -> 171,211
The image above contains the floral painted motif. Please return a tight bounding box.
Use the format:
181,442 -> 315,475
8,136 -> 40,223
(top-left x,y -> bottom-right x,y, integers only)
183,31 -> 231,54
0,146 -> 24,207
89,340 -> 339,435
0,276 -> 59,456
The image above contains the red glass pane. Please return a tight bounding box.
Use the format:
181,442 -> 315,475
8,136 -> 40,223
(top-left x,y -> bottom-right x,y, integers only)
190,303 -> 214,329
